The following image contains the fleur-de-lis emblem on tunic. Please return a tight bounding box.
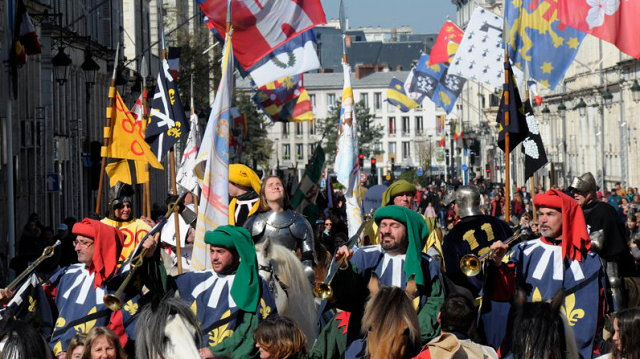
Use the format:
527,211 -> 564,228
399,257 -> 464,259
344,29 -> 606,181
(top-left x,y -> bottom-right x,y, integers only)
74,307 -> 98,333
562,294 -> 585,326
260,298 -> 271,319
124,301 -> 138,316
209,310 -> 234,347
28,296 -> 36,312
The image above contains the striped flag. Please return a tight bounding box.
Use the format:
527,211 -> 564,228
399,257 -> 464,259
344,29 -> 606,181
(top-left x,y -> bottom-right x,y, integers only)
191,34 -> 234,270
334,63 -> 363,238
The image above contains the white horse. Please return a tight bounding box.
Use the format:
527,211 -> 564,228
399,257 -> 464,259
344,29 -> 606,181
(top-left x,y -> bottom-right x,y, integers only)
256,238 -> 319,348
135,296 -> 202,359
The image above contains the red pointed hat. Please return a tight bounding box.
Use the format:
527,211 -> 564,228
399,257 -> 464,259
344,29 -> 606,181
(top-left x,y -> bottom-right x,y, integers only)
72,218 -> 124,288
533,189 -> 590,261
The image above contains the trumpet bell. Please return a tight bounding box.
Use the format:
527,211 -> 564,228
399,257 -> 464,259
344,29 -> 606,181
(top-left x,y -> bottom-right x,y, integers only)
103,294 -> 124,311
313,282 -> 333,301
460,254 -> 482,277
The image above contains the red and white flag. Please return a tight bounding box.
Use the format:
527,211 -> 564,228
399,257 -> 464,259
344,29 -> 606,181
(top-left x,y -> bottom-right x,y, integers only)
558,0 -> 640,59
197,0 -> 327,69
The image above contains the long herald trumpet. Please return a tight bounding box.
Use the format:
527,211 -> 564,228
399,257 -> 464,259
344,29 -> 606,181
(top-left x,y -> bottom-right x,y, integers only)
6,240 -> 61,291
103,193 -> 186,311
459,229 -> 524,277
313,216 -> 373,301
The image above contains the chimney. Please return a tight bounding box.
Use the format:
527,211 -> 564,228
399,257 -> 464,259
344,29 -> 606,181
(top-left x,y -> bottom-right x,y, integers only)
356,64 -> 375,79
396,65 -> 403,71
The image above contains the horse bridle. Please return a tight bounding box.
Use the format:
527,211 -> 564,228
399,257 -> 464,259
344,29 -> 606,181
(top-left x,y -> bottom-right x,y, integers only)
258,262 -> 290,299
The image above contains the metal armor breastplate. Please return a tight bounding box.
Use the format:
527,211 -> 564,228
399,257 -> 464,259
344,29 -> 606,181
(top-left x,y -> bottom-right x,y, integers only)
248,210 -> 307,251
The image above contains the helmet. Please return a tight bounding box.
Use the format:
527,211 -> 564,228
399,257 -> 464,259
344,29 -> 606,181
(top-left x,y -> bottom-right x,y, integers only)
568,172 -> 597,198
108,182 -> 135,220
454,186 -> 482,218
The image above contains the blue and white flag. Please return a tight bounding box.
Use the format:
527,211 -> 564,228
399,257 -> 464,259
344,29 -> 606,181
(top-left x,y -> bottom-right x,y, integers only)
249,30 -> 320,88
192,33 -> 234,271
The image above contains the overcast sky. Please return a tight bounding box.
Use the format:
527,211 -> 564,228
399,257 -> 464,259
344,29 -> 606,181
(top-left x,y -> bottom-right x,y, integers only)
320,0 -> 458,35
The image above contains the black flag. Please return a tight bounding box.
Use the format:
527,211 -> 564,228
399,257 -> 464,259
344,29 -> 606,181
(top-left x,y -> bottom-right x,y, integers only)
496,62 -> 528,153
522,100 -> 548,180
146,59 -> 188,162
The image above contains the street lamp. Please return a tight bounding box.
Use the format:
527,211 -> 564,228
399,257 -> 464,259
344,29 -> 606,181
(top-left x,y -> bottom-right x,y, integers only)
557,103 -> 567,116
81,50 -> 100,86
541,105 -> 550,121
574,98 -> 587,117
631,80 -> 640,103
52,47 -> 72,85
601,90 -> 613,108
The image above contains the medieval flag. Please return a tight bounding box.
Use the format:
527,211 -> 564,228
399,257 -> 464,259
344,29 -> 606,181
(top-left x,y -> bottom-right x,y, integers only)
197,0 -> 327,70
176,113 -> 202,195
429,20 -> 464,65
167,47 -> 181,81
496,62 -> 529,153
522,99 -> 548,180
557,0 -> 639,59
449,7 -> 523,89
249,30 -> 321,87
0,274 -> 53,337
9,0 -> 42,98
408,54 -> 466,114
253,74 -> 315,122
103,91 -> 163,185
334,63 -> 363,238
146,59 -> 189,162
506,0 -> 586,89
387,78 -> 421,112
105,94 -> 151,186
291,144 -> 325,224
191,33 -> 234,271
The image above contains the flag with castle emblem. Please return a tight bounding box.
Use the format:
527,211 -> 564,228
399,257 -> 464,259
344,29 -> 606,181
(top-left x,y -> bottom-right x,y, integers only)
449,7 -> 524,89
146,59 -> 189,162
506,0 -> 586,89
522,99 -> 548,179
557,0 -> 640,59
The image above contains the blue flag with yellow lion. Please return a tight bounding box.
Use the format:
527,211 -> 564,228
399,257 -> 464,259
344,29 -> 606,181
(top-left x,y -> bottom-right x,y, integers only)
505,0 -> 586,89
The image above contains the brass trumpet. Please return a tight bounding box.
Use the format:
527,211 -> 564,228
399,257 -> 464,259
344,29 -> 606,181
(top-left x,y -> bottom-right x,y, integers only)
459,229 -> 523,277
6,240 -> 61,291
103,193 -> 185,311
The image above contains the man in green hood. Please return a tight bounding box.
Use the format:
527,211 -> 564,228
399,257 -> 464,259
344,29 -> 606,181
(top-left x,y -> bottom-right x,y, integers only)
311,206 -> 445,358
175,225 -> 276,359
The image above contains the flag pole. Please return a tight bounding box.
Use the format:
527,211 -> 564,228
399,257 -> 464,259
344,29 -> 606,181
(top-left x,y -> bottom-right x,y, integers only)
189,74 -> 199,215
141,55 -> 151,218
159,2 -> 184,274
525,84 -> 536,223
339,0 -> 348,64
503,52 -> 511,219
95,44 -> 120,214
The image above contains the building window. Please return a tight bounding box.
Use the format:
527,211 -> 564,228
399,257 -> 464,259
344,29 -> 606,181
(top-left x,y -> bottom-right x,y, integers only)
402,141 -> 410,159
374,92 -> 382,110
374,142 -> 383,153
283,144 -> 291,160
402,116 -> 410,135
388,142 -> 396,156
308,144 -> 315,157
296,144 -> 304,160
415,116 -> 423,135
282,122 -> 290,137
327,93 -> 336,111
309,94 -> 316,113
360,93 -> 369,108
309,120 -> 316,135
295,122 -> 303,136
388,117 -> 396,135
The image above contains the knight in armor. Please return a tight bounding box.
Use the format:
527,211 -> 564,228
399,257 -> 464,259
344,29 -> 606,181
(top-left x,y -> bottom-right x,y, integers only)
569,172 -> 637,310
228,164 -> 262,227
442,186 -> 514,298
101,182 -> 153,264
244,176 -> 316,282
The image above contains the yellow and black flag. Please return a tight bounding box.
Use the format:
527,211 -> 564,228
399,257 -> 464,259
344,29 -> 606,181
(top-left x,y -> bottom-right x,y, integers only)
496,62 -> 528,153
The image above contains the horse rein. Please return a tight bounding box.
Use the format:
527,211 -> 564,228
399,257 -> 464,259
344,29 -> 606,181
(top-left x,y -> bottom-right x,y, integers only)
258,263 -> 290,299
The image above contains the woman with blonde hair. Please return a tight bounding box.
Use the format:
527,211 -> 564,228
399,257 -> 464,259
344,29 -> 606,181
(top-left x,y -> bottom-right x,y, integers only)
81,327 -> 127,359
254,316 -> 307,359
65,333 -> 87,359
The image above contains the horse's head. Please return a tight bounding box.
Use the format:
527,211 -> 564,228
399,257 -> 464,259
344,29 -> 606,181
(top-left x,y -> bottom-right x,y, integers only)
135,295 -> 202,359
363,273 -> 421,359
256,237 -> 276,284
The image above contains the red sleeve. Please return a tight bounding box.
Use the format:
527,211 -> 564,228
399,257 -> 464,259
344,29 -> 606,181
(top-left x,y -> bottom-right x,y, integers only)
489,263 -> 516,301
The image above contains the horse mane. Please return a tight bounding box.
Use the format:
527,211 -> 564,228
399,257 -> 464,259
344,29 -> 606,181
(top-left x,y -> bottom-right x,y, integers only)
0,317 -> 54,359
135,293 -> 203,359
362,286 -> 421,359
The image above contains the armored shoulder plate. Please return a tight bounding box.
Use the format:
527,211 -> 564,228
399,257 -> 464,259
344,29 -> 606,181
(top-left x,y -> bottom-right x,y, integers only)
244,213 -> 267,237
288,210 -> 314,240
